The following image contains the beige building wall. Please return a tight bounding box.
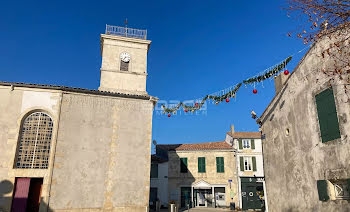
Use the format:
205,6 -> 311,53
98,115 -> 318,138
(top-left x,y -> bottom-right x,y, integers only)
0,86 -> 62,212
99,35 -> 151,95
0,86 -> 155,212
48,92 -> 154,212
168,150 -> 238,208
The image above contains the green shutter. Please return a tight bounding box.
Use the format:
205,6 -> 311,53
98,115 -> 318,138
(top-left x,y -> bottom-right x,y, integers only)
251,139 -> 255,149
317,180 -> 329,201
203,157 -> 206,172
252,157 -> 257,171
180,158 -> 188,173
220,157 -> 224,173
240,157 -> 244,171
150,164 -> 158,178
315,88 -> 341,143
198,157 -> 206,173
216,157 -> 224,173
238,139 -> 243,149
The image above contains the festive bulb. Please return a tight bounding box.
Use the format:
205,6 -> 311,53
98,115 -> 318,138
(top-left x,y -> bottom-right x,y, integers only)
184,109 -> 188,112
253,89 -> 258,94
215,101 -> 219,105
284,70 -> 289,75
168,114 -> 171,117
195,103 -> 198,107
226,98 -> 230,103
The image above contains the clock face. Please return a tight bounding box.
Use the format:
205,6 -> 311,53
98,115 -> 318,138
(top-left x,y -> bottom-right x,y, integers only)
120,52 -> 130,63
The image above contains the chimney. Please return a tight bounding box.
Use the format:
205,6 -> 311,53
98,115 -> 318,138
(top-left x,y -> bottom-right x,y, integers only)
230,124 -> 235,135
274,72 -> 289,95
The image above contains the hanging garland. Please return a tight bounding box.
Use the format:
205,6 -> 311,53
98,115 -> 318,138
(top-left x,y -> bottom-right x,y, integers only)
161,83 -> 242,114
162,56 -> 292,115
242,56 -> 292,84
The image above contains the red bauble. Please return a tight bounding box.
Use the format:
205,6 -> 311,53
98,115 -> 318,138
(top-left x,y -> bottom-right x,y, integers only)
195,103 -> 198,107
184,109 -> 188,112
168,114 -> 171,117
253,89 -> 258,94
226,98 -> 230,103
284,70 -> 289,75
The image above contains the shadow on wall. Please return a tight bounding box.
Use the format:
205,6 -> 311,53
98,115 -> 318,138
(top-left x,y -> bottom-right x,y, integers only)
168,152 -> 197,210
0,180 -> 53,212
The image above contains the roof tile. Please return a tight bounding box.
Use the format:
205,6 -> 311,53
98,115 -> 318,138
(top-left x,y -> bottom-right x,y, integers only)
227,131 -> 261,139
174,141 -> 232,151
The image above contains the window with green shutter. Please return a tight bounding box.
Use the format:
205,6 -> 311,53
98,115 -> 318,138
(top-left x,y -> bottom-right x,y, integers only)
216,157 -> 224,173
150,163 -> 158,178
240,157 -> 244,171
180,158 -> 188,173
252,156 -> 257,171
251,139 -> 255,149
317,180 -> 329,201
238,139 -> 243,149
198,157 -> 206,173
315,88 -> 341,143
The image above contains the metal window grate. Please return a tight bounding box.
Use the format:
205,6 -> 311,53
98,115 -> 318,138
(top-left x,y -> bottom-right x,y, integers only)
15,112 -> 53,169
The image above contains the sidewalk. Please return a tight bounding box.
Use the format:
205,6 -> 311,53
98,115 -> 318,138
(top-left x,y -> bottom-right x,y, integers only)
151,208 -> 236,212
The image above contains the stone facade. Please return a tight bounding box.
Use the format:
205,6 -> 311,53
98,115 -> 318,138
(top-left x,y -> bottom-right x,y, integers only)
167,146 -> 238,209
0,28 -> 156,212
99,35 -> 151,95
258,31 -> 350,212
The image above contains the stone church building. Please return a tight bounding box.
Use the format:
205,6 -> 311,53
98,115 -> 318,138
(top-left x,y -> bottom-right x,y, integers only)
0,25 -> 157,212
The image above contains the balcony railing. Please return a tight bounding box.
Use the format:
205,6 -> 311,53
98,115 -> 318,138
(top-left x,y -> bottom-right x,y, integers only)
105,24 -> 147,40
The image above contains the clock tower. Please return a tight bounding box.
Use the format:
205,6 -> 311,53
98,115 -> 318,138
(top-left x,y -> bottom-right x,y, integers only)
99,24 -> 151,95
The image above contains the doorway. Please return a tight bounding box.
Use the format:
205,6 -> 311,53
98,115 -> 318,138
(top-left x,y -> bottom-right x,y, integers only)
11,178 -> 43,212
241,181 -> 264,210
197,190 -> 207,207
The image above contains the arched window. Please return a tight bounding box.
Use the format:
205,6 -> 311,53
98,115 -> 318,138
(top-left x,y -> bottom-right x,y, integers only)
14,112 -> 53,169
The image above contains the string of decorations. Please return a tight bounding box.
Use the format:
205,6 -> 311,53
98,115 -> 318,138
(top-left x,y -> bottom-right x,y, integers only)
161,55 -> 293,117
161,83 -> 242,115
243,56 -> 292,84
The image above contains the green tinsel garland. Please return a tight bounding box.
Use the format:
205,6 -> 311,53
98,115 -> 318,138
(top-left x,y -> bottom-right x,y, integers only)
161,83 -> 242,114
243,56 -> 292,84
162,56 -> 292,114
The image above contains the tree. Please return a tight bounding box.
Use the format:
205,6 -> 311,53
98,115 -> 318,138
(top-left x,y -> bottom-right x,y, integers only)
287,0 -> 350,102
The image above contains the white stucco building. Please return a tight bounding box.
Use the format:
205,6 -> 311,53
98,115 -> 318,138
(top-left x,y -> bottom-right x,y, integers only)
225,127 -> 266,211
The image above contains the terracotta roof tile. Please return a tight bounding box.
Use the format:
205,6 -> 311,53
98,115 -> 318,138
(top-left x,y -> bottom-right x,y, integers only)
227,131 -> 261,139
174,141 -> 232,151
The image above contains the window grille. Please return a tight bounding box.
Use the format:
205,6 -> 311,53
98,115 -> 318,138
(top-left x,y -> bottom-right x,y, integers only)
120,61 -> 129,71
15,112 -> 53,169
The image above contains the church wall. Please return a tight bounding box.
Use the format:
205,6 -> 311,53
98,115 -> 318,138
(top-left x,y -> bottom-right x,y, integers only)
259,33 -> 350,212
49,93 -> 154,212
0,87 -> 62,212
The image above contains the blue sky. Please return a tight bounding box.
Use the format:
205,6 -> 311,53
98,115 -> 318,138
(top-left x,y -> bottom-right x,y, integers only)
0,0 -> 307,146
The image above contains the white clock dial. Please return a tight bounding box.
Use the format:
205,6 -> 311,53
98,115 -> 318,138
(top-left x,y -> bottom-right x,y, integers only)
120,52 -> 131,62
